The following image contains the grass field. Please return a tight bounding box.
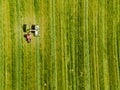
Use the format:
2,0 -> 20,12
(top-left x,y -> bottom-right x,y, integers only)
0,0 -> 120,90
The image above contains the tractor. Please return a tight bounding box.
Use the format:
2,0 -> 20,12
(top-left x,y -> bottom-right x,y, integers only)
23,24 -> 40,43
23,24 -> 40,37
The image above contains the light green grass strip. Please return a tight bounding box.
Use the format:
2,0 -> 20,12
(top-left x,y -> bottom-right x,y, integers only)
33,0 -> 41,89
8,0 -> 18,90
51,0 -> 57,89
60,0 -> 65,90
93,0 -> 100,89
84,0 -> 90,90
113,0 -> 119,89
16,0 -> 22,89
0,0 -> 2,89
98,0 -> 105,89
103,0 -> 110,90
72,0 -> 76,90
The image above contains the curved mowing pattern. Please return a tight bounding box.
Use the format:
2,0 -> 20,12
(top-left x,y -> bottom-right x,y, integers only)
0,0 -> 119,90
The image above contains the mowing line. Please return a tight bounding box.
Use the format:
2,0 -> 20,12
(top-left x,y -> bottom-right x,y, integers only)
64,1 -> 68,90
4,1 -> 13,89
106,1 -> 116,89
76,0 -> 81,89
8,1 -> 17,89
67,0 -> 72,90
103,0 -> 110,89
73,0 -> 78,90
41,0 -> 45,89
118,0 -> 120,89
97,0 -> 105,89
60,0 -> 65,90
16,0 -> 22,89
72,0 -> 76,90
94,0 -> 100,89
33,0 -> 41,89
34,0 -> 41,90
84,0 -> 90,90
2,1 -> 5,90
113,0 -> 120,89
51,0 -> 57,89
0,0 -> 2,89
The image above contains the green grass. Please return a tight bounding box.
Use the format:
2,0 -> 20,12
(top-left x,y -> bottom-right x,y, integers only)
0,0 -> 119,90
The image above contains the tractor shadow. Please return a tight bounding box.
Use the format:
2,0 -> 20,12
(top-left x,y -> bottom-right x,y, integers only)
23,24 -> 27,32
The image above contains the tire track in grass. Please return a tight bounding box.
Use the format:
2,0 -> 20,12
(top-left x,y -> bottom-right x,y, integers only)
84,0 -> 90,90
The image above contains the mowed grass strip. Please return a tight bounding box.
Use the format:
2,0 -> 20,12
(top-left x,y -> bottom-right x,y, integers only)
3,0 -> 13,90
55,0 -> 63,90
98,0 -> 105,90
0,0 -> 3,90
84,0 -> 91,90
91,0 -> 100,90
113,0 -> 120,89
0,0 -> 120,90
106,0 -> 119,89
20,0 -> 29,90
9,0 -> 19,90
51,0 -> 57,89
33,0 -> 41,90
60,0 -> 66,90
64,1 -> 69,90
